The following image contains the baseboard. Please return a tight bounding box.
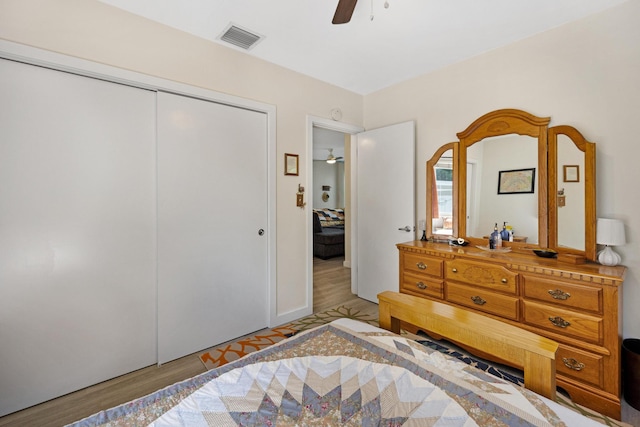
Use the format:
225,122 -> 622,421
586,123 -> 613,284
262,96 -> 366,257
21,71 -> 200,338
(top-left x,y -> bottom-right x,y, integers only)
343,260 -> 351,268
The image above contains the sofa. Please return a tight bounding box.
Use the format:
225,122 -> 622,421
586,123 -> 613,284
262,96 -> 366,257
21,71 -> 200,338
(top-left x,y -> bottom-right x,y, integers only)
312,208 -> 345,259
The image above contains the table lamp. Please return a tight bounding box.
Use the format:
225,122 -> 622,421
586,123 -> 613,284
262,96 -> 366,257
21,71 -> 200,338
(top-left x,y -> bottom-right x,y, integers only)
596,218 -> 626,266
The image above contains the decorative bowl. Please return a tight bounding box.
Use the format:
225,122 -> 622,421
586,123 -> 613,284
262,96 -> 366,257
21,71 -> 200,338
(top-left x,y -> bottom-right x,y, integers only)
533,249 -> 558,258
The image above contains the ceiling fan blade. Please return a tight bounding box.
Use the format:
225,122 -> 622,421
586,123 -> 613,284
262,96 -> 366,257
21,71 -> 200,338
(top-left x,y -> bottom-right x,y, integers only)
332,0 -> 358,24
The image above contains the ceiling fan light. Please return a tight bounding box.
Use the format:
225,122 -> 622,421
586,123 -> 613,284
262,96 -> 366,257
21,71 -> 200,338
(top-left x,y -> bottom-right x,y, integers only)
327,158 -> 337,164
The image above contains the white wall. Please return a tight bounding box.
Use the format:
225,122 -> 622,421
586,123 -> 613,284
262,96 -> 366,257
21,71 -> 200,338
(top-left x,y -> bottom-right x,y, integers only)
312,161 -> 345,208
363,0 -> 640,338
0,0 -> 363,319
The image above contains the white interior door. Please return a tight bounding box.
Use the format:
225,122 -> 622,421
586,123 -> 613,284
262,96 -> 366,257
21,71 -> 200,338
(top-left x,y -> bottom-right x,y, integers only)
157,92 -> 269,364
0,59 -> 157,416
355,121 -> 415,302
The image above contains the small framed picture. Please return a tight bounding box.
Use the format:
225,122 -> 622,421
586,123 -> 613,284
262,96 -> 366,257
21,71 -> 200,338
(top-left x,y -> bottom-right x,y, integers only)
284,153 -> 299,176
497,168 -> 536,194
563,165 -> 580,183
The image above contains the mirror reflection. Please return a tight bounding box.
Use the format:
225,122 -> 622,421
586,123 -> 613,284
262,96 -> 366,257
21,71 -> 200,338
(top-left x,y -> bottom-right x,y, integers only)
466,134 -> 539,244
431,151 -> 454,236
556,134 -> 585,251
425,110 -> 596,259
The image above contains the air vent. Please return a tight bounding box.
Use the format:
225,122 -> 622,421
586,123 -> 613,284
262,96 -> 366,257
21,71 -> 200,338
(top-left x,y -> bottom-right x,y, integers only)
218,24 -> 264,50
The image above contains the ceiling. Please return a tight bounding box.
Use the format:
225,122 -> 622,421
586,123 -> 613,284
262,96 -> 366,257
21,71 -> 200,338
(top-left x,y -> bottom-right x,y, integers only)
313,127 -> 346,161
97,0 -> 627,95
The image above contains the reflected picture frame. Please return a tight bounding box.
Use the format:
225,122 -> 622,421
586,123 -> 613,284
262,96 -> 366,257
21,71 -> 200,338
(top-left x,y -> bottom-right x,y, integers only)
284,153 -> 299,176
563,165 -> 580,183
497,168 -> 536,194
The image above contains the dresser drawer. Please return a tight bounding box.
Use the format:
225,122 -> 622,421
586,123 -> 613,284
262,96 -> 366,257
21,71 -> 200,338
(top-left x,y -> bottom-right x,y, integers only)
445,259 -> 517,294
402,253 -> 443,278
446,282 -> 519,320
556,344 -> 603,388
401,273 -> 444,299
523,300 -> 602,345
522,275 -> 602,314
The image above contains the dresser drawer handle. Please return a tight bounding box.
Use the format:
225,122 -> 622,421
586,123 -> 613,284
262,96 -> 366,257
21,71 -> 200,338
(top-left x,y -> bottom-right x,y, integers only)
501,278 -> 508,284
452,268 -> 458,273
416,262 -> 427,270
471,296 -> 486,305
548,289 -> 571,300
549,316 -> 571,328
416,282 -> 427,290
562,357 -> 585,371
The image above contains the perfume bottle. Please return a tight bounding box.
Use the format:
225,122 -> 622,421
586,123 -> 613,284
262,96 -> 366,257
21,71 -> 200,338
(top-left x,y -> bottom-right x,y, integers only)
500,222 -> 510,242
490,223 -> 499,249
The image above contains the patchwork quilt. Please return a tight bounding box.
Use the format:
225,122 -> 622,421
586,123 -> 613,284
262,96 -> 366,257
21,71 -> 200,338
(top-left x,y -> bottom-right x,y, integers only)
313,208 -> 344,227
69,319 -> 603,426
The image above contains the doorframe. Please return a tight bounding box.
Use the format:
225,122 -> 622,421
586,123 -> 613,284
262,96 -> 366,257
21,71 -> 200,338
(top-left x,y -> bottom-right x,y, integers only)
0,40 -> 278,328
306,116 -> 364,311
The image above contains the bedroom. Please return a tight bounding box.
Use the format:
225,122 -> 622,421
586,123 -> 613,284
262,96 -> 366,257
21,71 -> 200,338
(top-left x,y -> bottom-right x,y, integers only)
1,0 -> 639,425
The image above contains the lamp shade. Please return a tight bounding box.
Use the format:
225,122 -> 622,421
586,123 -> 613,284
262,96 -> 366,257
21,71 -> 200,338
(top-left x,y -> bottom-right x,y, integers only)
596,218 -> 626,246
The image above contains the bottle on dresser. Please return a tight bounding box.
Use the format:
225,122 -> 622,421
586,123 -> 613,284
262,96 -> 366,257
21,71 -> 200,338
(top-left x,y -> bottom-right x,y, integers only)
490,223 -> 501,249
500,222 -> 510,242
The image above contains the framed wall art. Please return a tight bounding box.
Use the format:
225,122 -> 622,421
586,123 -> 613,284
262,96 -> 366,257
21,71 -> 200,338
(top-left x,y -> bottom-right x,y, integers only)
284,153 -> 299,176
497,168 -> 536,194
563,165 -> 580,183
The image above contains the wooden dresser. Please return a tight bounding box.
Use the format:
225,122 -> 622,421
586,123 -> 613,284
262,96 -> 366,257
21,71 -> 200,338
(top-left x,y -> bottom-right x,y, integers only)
397,241 -> 625,419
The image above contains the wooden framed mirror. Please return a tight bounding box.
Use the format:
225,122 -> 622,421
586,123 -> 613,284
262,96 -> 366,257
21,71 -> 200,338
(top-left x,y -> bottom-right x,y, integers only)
548,125 -> 596,260
456,109 -> 550,248
426,142 -> 458,240
425,109 -> 597,258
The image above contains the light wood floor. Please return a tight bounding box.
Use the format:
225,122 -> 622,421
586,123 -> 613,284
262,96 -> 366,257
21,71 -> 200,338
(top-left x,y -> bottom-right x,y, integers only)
0,256 -> 375,427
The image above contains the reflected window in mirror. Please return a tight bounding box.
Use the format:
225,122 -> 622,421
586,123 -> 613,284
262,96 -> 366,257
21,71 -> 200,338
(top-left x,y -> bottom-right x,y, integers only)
432,156 -> 453,235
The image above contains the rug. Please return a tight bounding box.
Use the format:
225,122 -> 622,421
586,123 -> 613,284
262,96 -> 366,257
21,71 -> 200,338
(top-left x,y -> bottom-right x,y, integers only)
199,305 -> 377,370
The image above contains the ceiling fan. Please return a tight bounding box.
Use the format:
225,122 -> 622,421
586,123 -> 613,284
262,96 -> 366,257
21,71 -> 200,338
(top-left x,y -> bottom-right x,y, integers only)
326,148 -> 343,164
332,0 -> 358,24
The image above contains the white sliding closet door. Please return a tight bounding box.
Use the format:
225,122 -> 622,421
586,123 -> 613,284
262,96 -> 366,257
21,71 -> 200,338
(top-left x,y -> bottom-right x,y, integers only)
157,92 -> 269,364
0,59 -> 157,416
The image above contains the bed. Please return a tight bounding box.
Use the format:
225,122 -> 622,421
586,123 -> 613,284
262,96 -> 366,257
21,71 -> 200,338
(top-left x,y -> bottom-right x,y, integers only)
69,291 -> 606,426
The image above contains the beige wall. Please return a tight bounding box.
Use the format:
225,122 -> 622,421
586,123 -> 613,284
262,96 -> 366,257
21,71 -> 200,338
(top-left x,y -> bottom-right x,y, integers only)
364,0 -> 640,338
2,0 -> 639,338
0,0 -> 363,318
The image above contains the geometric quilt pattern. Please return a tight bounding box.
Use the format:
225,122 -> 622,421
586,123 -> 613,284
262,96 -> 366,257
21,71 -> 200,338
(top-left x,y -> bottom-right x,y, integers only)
150,356 -> 471,426
70,321 -> 602,427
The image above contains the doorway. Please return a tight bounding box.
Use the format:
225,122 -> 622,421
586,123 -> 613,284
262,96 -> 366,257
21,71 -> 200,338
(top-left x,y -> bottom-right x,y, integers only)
306,116 -> 363,314
312,126 -> 348,312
